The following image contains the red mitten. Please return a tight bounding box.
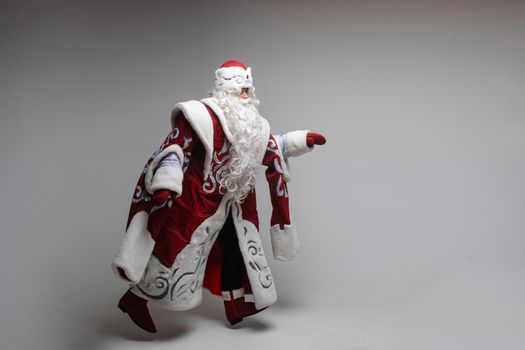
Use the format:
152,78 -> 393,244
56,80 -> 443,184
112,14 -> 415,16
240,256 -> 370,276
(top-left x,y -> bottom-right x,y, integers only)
306,132 -> 326,147
151,189 -> 173,206
147,189 -> 176,240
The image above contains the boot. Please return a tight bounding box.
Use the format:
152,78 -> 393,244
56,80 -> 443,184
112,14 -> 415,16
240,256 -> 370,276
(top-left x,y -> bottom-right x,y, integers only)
118,289 -> 157,333
223,289 -> 267,326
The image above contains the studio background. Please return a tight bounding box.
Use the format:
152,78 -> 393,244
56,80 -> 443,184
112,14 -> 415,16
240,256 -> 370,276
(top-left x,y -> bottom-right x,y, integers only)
1,1 -> 525,349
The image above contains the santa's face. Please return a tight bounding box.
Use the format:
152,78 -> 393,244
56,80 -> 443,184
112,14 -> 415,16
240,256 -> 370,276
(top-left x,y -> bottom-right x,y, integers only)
239,88 -> 249,99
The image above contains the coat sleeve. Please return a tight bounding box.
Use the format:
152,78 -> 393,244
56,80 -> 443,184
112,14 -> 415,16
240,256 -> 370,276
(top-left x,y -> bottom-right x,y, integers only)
111,117 -> 198,283
275,130 -> 313,158
145,115 -> 197,197
262,134 -> 301,261
272,130 -> 314,183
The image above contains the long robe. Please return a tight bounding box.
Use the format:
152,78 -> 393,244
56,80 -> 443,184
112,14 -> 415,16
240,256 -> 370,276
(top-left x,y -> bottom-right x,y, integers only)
112,97 -> 311,311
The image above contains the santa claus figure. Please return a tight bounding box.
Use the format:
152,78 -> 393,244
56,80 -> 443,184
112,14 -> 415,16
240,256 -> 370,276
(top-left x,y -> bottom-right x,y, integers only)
112,60 -> 326,333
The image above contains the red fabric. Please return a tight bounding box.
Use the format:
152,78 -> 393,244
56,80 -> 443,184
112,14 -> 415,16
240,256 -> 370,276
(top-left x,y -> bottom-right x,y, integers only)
125,114 -> 197,230
152,110 -> 228,267
306,132 -> 326,147
240,190 -> 259,230
220,60 -> 247,70
263,135 -> 291,229
125,105 -> 294,298
146,190 -> 177,241
203,241 -> 223,295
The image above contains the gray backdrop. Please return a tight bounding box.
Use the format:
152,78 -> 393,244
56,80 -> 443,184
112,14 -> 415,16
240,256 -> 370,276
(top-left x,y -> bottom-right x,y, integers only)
1,0 -> 525,349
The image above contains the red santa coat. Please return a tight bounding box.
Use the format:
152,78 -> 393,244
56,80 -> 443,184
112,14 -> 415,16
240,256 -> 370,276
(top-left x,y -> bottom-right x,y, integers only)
112,97 -> 312,311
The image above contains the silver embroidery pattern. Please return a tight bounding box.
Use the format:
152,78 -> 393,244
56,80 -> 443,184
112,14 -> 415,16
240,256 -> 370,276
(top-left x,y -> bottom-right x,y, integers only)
274,158 -> 288,198
203,140 -> 231,194
161,127 -> 180,149
266,138 -> 280,155
182,137 -> 192,172
234,203 -> 274,290
132,200 -> 232,310
267,137 -> 287,197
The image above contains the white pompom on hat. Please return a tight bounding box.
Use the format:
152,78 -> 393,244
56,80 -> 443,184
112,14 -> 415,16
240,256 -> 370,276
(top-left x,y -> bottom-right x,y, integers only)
214,60 -> 254,94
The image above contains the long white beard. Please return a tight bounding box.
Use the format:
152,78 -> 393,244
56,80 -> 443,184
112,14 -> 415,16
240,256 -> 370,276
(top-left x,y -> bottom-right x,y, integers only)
214,90 -> 264,202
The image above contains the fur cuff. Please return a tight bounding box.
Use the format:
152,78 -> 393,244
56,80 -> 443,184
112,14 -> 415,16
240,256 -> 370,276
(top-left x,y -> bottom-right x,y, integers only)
284,130 -> 313,157
270,224 -> 301,261
145,144 -> 184,194
112,211 -> 155,283
150,165 -> 183,196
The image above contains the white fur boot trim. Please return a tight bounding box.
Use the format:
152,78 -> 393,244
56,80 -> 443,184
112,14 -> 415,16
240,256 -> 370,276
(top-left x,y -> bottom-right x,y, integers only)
270,223 -> 301,261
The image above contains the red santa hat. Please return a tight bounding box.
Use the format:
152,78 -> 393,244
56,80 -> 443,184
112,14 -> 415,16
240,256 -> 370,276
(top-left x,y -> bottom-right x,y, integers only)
214,60 -> 254,93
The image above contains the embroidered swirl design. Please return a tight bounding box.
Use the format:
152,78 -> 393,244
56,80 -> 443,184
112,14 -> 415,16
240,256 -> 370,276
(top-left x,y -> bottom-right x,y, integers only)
203,141 -> 231,194
161,127 -> 180,148
246,237 -> 273,289
182,136 -> 192,172
136,268 -> 170,300
273,158 -> 288,197
266,138 -> 280,155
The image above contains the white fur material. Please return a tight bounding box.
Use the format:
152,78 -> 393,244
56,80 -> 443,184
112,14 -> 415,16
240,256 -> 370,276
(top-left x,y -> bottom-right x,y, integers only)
200,97 -> 234,144
111,211 -> 156,283
130,194 -> 278,311
150,165 -> 184,196
131,197 -> 234,311
270,223 -> 301,262
171,100 -> 214,180
145,144 -> 184,195
222,288 -> 245,300
231,201 -> 278,310
215,66 -> 253,93
284,130 -> 313,158
121,99 -> 277,311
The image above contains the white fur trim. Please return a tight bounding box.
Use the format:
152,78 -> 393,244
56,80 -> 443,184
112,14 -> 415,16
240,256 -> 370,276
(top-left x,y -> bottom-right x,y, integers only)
222,288 -> 245,300
270,223 -> 301,262
201,97 -> 270,168
284,130 -> 313,158
200,97 -> 234,144
231,202 -> 277,310
127,196 -> 278,311
150,165 -> 184,196
112,211 -> 156,283
131,197 -> 232,311
171,100 -> 214,180
145,144 -> 184,195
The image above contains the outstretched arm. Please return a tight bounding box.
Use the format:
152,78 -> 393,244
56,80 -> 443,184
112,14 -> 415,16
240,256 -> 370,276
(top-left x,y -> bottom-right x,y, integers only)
275,130 -> 326,159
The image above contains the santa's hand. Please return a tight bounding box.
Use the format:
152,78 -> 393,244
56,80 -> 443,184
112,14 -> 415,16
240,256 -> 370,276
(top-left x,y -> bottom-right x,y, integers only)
306,132 -> 326,147
151,189 -> 173,206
